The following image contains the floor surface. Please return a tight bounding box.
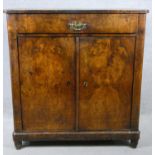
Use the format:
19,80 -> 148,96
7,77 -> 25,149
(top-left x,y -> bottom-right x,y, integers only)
3,114 -> 152,155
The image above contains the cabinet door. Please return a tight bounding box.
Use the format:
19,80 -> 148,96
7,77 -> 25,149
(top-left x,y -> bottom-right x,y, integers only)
18,37 -> 75,132
79,37 -> 135,131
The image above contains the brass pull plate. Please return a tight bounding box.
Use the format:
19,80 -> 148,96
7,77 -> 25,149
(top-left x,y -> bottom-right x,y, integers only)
68,21 -> 87,31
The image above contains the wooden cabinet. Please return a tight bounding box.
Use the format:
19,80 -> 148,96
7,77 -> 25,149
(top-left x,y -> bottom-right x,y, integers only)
6,10 -> 148,149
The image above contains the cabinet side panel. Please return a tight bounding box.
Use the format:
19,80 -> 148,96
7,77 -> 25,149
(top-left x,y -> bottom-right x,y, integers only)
7,14 -> 23,131
131,14 -> 146,130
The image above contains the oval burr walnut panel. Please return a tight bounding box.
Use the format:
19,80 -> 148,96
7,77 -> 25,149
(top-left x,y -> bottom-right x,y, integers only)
79,37 -> 135,131
18,37 -> 76,132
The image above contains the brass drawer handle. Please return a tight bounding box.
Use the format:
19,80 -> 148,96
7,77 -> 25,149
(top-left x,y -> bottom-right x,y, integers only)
83,81 -> 88,87
68,21 -> 87,31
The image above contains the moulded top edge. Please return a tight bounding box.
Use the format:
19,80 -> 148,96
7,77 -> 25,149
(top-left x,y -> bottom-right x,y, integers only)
4,9 -> 149,14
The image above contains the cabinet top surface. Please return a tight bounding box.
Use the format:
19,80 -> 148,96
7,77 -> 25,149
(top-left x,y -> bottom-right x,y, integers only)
4,9 -> 149,14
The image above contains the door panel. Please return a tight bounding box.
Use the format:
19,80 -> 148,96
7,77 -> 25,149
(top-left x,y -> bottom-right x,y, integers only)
79,37 -> 135,131
18,37 -> 75,132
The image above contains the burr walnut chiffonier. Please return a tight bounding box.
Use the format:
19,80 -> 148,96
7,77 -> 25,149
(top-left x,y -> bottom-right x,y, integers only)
6,10 -> 148,149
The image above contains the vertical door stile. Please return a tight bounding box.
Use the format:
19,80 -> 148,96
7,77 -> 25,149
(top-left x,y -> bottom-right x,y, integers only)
75,37 -> 80,131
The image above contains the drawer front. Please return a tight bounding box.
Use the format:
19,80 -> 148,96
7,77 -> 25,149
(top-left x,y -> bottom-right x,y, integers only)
16,14 -> 138,33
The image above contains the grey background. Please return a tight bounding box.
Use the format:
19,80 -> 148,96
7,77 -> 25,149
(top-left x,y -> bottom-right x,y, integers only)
3,0 -> 152,155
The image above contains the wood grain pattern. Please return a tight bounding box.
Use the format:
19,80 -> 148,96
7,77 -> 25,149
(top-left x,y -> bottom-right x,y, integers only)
7,15 -> 23,132
18,36 -> 76,131
75,37 -> 80,131
16,14 -> 138,33
79,37 -> 135,131
131,14 -> 146,130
